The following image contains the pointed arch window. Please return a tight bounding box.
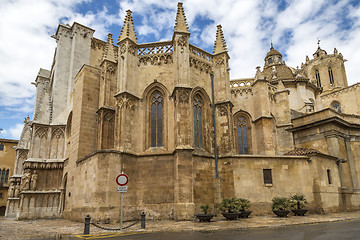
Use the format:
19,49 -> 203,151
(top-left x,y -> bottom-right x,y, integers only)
151,91 -> 163,147
193,95 -> 203,148
237,117 -> 249,154
328,68 -> 334,86
315,70 -> 321,88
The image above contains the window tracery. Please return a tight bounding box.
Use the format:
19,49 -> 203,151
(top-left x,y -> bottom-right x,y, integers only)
331,101 -> 341,113
151,91 -> 163,147
193,94 -> 203,148
236,116 -> 250,154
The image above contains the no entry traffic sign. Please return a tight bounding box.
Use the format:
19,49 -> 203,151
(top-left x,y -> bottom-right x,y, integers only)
116,173 -> 129,186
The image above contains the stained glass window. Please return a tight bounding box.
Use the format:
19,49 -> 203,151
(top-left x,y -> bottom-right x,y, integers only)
331,101 -> 341,113
151,91 -> 163,147
237,117 -> 249,154
193,95 -> 203,148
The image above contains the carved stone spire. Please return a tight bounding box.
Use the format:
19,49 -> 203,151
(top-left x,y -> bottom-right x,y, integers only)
174,2 -> 189,33
103,33 -> 116,62
213,25 -> 227,54
118,10 -> 137,44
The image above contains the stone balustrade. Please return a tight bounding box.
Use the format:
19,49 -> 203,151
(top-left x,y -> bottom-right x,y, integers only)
230,79 -> 254,88
189,44 -> 213,63
138,41 -> 173,56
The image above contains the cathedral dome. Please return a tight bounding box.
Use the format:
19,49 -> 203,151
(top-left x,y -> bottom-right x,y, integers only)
264,44 -> 284,69
265,46 -> 282,60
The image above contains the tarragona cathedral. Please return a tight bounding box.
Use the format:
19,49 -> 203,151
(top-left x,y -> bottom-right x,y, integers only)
6,3 -> 360,221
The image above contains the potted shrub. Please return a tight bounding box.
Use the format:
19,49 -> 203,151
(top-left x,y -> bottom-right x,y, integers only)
272,197 -> 290,217
238,198 -> 252,218
290,194 -> 308,216
195,204 -> 215,222
218,197 -> 240,220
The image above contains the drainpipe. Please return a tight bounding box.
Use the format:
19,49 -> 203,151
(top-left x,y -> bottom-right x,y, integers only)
211,73 -> 219,179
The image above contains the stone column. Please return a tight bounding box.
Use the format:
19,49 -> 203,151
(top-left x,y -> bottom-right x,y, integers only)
173,87 -> 192,147
345,140 -> 358,189
114,92 -> 138,151
173,148 -> 194,220
215,102 -> 234,155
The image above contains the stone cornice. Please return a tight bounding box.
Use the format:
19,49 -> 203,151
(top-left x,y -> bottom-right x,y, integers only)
114,90 -> 141,100
252,115 -> 273,123
290,112 -> 360,132
321,82 -> 360,99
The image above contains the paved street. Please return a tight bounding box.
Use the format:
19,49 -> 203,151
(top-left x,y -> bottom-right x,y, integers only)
1,211 -> 360,239
73,220 -> 360,240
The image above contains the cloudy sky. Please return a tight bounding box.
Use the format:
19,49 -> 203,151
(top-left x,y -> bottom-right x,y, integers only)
1,0 -> 360,140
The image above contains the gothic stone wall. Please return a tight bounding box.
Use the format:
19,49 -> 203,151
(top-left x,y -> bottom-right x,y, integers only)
62,150 -> 352,222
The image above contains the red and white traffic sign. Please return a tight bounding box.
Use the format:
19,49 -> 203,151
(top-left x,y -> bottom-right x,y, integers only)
116,173 -> 129,186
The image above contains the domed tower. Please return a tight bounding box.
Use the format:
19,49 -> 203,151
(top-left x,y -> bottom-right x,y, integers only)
262,44 -> 294,82
302,45 -> 348,93
264,43 -> 284,69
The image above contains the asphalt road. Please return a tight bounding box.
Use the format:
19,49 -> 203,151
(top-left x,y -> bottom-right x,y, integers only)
71,219 -> 360,240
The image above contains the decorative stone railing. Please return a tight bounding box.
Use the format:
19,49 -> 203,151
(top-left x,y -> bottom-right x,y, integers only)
138,41 -> 173,56
230,79 -> 254,88
137,41 -> 173,66
189,44 -> 213,63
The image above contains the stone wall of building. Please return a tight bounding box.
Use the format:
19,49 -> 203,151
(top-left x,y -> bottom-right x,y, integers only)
0,139 -> 18,216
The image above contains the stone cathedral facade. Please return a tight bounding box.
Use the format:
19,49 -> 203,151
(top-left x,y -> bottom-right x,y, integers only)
6,3 -> 360,221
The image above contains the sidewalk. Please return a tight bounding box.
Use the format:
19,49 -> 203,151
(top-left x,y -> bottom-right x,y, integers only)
1,211 -> 360,239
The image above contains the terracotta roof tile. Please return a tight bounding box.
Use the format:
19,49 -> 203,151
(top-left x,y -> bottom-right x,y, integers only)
284,147 -> 322,156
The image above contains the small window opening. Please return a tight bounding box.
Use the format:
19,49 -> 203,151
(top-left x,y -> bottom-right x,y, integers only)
0,144 -> 3,151
315,70 -> 321,88
327,169 -> 332,184
331,101 -> 341,113
263,169 -> 273,184
328,68 -> 334,87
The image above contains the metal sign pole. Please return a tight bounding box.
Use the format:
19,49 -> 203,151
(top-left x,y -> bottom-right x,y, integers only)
120,192 -> 123,232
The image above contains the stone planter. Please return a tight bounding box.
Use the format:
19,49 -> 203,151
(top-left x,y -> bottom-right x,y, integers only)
273,210 -> 290,217
221,212 -> 239,220
195,214 -> 215,222
238,211 -> 252,218
291,209 -> 308,216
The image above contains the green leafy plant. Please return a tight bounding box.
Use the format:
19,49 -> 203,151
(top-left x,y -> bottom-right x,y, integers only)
238,198 -> 251,211
290,194 -> 307,210
218,197 -> 240,213
271,197 -> 290,211
200,204 -> 211,214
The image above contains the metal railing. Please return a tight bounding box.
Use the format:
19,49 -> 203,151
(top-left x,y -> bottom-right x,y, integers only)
84,212 -> 146,234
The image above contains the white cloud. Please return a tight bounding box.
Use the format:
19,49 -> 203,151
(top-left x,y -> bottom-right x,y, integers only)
0,0 -> 120,123
8,124 -> 24,140
0,123 -> 23,140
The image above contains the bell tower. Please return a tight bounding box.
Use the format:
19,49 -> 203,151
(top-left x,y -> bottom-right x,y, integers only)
302,44 -> 348,93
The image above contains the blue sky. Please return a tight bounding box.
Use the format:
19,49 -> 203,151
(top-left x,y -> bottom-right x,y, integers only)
1,0 -> 360,140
